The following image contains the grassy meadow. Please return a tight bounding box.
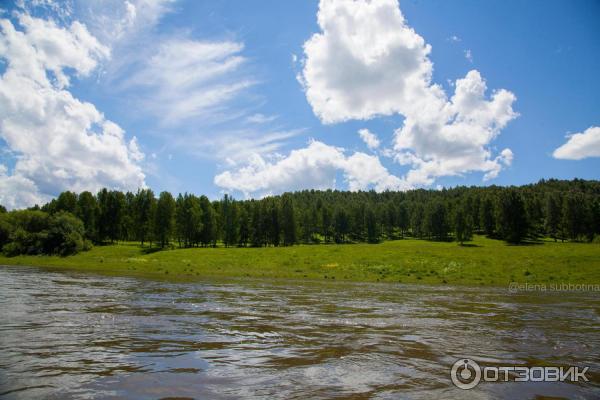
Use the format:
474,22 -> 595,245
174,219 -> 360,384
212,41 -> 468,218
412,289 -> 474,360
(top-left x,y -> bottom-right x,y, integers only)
1,235 -> 599,286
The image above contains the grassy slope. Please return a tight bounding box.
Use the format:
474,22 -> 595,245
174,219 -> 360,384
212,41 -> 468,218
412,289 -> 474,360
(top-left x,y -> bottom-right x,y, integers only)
0,235 -> 599,286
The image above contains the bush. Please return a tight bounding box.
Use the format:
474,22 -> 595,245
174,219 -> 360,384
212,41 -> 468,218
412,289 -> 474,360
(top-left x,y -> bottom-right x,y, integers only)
46,212 -> 89,256
0,214 -> 11,248
1,210 -> 91,256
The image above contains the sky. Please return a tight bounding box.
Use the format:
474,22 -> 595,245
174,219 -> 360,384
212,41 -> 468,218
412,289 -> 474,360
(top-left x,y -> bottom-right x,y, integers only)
0,0 -> 599,209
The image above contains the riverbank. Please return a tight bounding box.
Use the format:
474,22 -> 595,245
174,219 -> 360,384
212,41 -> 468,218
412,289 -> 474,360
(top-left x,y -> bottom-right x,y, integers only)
1,235 -> 599,286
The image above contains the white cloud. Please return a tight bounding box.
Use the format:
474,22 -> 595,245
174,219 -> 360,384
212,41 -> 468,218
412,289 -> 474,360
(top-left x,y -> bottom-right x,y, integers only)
0,165 -> 50,210
246,113 -> 277,124
301,0 -> 433,124
464,49 -> 473,63
394,70 -> 517,185
358,128 -> 380,150
300,0 -> 518,187
214,140 -> 409,197
84,1 -> 283,162
172,129 -> 302,166
0,13 -> 145,209
69,0 -> 175,45
553,126 -> 600,160
344,151 -> 407,191
122,38 -> 255,125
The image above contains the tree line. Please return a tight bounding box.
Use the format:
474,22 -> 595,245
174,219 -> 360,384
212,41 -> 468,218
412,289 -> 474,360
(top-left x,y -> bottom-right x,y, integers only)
0,179 -> 598,255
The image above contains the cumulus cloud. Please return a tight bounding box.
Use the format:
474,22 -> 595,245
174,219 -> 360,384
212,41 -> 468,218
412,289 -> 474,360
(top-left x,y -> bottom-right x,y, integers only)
394,70 -> 517,185
214,140 -> 409,197
301,0 -> 433,124
0,13 -> 145,209
553,126 -> 600,160
358,128 -> 380,150
0,165 -> 49,211
299,0 -> 518,187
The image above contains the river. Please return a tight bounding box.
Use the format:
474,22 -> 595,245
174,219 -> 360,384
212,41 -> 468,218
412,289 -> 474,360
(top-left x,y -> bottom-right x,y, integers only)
0,266 -> 598,399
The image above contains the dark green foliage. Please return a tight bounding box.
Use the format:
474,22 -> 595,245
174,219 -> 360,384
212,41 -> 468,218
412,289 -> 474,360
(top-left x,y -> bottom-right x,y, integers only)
249,201 -> 263,247
45,212 -> 90,256
175,193 -> 203,247
454,202 -> 473,245
321,206 -> 333,243
561,192 -> 596,242
397,201 -> 409,238
154,191 -> 175,248
266,198 -> 281,246
43,191 -> 77,214
134,189 -> 156,246
365,207 -> 379,243
334,208 -> 350,243
97,189 -> 126,243
199,196 -> 217,247
281,194 -> 296,246
0,213 -> 12,248
76,191 -> 98,241
222,194 -> 238,247
544,193 -> 562,241
480,196 -> 495,237
423,200 -> 450,241
9,178 -> 597,251
238,205 -> 250,247
496,189 -> 529,244
410,203 -> 425,239
383,201 -> 396,239
1,210 -> 89,256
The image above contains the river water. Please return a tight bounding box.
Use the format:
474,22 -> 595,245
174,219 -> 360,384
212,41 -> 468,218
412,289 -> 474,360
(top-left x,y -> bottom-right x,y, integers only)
0,266 -> 598,399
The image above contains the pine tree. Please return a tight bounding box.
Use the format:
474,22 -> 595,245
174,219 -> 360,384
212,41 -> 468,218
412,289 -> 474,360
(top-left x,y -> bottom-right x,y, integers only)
455,202 -> 473,245
544,193 -> 561,242
496,189 -> 529,244
281,194 -> 297,246
366,206 -> 379,243
334,208 -> 350,243
238,205 -> 250,247
222,195 -> 239,247
384,201 -> 396,239
267,198 -> 281,246
480,196 -> 495,237
321,206 -> 332,243
250,201 -> 263,247
397,201 -> 408,238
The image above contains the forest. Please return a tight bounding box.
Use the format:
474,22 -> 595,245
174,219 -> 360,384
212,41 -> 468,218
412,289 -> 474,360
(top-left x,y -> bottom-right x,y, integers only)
0,178 -> 599,256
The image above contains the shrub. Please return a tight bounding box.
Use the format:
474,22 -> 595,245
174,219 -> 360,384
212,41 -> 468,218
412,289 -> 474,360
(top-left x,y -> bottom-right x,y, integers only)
1,210 -> 91,256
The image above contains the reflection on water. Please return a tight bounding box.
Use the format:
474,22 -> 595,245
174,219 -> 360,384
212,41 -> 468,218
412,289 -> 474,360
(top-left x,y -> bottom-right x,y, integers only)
0,266 -> 598,399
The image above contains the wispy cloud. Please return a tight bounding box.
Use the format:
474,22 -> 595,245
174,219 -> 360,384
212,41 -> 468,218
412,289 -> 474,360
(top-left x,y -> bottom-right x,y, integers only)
119,39 -> 256,125
464,49 -> 473,63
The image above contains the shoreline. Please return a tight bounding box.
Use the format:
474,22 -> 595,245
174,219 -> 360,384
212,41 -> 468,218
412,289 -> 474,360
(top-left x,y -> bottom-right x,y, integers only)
1,236 -> 599,287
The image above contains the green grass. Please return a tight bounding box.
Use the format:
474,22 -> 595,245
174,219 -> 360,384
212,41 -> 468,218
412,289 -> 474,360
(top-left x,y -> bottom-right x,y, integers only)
1,235 -> 599,287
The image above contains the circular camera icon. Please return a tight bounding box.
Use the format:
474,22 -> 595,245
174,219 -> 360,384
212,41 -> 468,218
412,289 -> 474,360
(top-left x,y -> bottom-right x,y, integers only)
451,358 -> 481,390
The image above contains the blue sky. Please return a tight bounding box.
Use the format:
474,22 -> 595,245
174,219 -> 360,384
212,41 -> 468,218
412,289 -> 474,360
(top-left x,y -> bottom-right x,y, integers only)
0,0 -> 598,208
